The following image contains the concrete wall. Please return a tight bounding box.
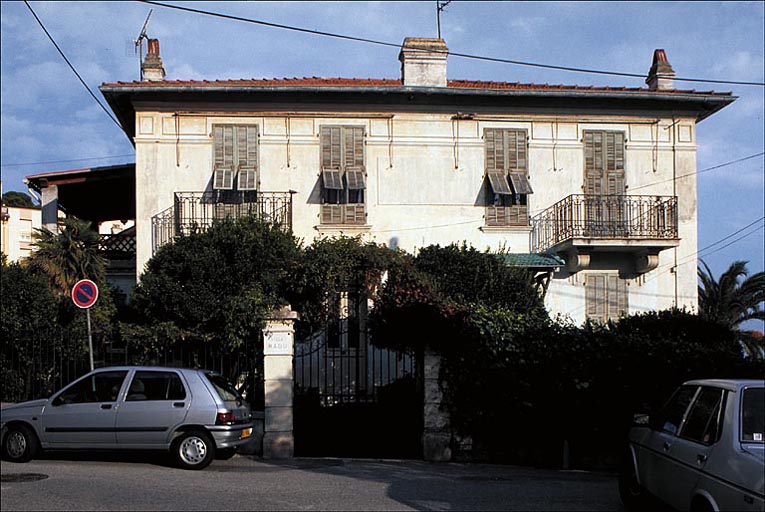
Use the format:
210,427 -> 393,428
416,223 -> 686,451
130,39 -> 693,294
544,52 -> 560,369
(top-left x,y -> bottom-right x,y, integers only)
134,110 -> 699,322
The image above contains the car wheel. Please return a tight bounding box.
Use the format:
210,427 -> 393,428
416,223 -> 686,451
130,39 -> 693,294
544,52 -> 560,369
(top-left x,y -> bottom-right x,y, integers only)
2,424 -> 39,463
172,430 -> 215,470
618,456 -> 650,511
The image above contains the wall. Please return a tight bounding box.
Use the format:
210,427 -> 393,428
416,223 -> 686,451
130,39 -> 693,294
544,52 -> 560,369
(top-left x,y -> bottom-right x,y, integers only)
1,206 -> 41,262
133,109 -> 698,322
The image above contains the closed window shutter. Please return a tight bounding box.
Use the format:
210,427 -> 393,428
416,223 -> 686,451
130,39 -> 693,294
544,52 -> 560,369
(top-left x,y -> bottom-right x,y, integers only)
606,132 -> 625,170
586,274 -> 607,323
345,127 -> 364,168
607,173 -> 625,195
485,129 -> 505,171
237,125 -> 259,191
321,127 -> 342,169
505,129 -> 527,170
213,125 -> 234,190
514,130 -> 527,170
617,277 -> 628,317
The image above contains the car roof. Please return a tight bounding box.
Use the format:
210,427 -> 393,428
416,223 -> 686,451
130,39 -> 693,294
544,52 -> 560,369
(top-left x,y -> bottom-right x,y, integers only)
684,379 -> 764,392
92,366 -> 213,375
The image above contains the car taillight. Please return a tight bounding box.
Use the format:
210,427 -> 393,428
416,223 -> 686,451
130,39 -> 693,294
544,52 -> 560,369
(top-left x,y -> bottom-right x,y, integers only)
216,412 -> 236,425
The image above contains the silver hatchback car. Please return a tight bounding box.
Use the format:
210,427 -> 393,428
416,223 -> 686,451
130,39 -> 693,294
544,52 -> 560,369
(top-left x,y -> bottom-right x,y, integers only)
0,366 -> 253,470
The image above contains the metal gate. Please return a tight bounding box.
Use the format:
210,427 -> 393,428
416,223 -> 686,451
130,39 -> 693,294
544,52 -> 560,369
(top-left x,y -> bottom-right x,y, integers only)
293,292 -> 421,457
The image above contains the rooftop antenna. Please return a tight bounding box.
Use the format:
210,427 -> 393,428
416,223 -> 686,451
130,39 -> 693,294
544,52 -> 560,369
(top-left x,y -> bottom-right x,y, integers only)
134,9 -> 153,80
436,0 -> 452,39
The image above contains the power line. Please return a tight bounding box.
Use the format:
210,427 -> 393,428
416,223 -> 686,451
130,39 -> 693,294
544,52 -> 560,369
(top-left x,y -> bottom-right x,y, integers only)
138,0 -> 765,87
1,154 -> 135,168
23,1 -> 123,131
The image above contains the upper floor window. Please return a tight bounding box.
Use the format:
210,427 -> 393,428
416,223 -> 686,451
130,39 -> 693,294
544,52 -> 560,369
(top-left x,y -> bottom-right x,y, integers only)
585,273 -> 628,323
583,130 -> 625,195
320,126 -> 367,225
212,124 -> 259,191
484,128 -> 532,227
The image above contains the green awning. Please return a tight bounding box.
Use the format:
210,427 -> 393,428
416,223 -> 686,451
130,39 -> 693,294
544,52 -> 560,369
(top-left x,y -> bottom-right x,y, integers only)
499,253 -> 565,269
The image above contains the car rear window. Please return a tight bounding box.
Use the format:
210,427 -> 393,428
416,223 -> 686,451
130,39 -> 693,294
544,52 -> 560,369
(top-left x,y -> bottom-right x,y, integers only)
742,387 -> 764,443
205,373 -> 242,402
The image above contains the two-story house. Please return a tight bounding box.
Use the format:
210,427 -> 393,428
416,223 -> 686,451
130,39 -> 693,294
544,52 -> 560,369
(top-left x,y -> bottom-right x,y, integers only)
88,37 -> 733,325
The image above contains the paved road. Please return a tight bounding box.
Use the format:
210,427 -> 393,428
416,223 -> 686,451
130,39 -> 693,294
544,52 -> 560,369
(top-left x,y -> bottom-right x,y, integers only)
1,453 -> 624,511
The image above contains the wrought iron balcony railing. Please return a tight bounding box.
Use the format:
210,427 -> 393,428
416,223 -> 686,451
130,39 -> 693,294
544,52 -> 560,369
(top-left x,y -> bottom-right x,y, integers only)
98,233 -> 136,260
531,194 -> 678,253
152,190 -> 294,254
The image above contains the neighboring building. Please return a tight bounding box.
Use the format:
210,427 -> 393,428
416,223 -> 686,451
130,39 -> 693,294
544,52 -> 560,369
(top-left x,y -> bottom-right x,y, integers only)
0,203 -> 41,262
92,38 -> 734,324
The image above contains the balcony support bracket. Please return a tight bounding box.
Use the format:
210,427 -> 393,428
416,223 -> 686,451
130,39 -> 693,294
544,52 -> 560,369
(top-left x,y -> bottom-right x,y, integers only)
635,250 -> 660,274
565,249 -> 590,273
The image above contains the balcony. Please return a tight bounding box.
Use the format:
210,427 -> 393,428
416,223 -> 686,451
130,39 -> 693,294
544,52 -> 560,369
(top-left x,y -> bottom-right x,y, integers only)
152,191 -> 293,254
531,194 -> 678,273
98,233 -> 136,260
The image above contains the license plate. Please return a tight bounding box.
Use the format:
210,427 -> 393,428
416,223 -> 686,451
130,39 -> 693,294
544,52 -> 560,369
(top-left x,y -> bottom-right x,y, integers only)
240,428 -> 252,439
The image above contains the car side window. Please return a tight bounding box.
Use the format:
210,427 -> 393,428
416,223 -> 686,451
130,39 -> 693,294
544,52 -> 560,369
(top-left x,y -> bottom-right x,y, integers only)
680,387 -> 725,445
126,371 -> 186,401
741,387 -> 764,443
651,385 -> 698,435
53,371 -> 128,405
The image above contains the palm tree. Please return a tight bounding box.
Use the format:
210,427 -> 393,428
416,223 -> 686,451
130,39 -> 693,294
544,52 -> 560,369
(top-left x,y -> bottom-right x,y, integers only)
29,217 -> 106,296
698,260 -> 765,358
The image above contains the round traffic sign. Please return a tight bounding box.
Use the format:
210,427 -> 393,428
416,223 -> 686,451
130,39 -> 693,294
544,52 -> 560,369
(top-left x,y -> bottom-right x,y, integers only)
72,279 -> 99,309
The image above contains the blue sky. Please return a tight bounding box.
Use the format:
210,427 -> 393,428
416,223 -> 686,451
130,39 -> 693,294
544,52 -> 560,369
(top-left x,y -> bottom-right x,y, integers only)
1,1 -> 763,324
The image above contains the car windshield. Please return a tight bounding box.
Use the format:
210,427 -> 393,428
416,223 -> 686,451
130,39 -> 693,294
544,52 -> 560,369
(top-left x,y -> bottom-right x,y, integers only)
205,373 -> 242,403
742,387 -> 764,443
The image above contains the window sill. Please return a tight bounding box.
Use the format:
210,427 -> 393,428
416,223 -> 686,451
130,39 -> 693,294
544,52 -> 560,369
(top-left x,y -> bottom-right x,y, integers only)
480,225 -> 532,233
315,224 -> 372,234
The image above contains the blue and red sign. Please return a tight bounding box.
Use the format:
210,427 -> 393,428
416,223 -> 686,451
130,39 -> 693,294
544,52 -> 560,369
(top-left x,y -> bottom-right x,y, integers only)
71,279 -> 99,309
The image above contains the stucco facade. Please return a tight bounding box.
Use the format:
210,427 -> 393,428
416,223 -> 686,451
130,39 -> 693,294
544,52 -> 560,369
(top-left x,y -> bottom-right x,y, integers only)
100,39 -> 734,325
1,205 -> 41,262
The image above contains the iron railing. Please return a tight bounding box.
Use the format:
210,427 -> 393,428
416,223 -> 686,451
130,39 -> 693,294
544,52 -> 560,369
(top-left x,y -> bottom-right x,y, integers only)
98,234 -> 136,260
531,194 -> 678,253
152,190 -> 294,254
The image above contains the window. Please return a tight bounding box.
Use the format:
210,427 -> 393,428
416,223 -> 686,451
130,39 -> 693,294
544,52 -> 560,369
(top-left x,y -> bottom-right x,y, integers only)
583,130 -> 625,195
204,373 -> 243,403
126,371 -> 186,401
212,124 -> 259,191
650,385 -> 698,435
742,387 -> 764,442
320,126 -> 366,225
680,387 -> 725,445
585,273 -> 628,322
53,371 -> 128,405
484,128 -> 531,227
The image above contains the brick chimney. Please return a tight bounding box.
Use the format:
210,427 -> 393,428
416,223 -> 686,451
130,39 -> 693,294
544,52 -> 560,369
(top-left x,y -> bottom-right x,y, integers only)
399,38 -> 448,87
142,38 -> 165,82
646,49 -> 675,91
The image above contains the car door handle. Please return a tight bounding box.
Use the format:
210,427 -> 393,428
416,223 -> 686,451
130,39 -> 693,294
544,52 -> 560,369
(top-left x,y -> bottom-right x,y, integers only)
663,442 -> 671,451
173,402 -> 185,408
100,404 -> 112,410
697,453 -> 707,463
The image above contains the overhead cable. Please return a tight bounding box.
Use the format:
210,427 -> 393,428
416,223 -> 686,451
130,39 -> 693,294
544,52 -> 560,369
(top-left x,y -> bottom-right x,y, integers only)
138,0 -> 765,87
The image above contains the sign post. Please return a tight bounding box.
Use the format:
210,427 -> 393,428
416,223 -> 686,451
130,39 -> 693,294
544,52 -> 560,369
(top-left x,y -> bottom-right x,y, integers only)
72,279 -> 99,371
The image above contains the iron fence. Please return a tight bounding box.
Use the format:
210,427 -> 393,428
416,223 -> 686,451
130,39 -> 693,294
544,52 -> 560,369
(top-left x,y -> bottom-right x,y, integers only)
1,330 -> 264,410
531,194 -> 678,253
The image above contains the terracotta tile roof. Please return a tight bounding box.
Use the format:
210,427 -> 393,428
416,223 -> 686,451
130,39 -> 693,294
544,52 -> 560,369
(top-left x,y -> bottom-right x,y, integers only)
100,77 -> 728,96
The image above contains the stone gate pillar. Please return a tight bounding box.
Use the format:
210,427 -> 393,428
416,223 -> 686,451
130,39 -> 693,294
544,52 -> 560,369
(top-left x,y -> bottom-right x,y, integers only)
262,305 -> 298,459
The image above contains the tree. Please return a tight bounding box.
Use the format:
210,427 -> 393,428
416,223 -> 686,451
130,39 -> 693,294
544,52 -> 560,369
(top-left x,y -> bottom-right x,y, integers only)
28,217 -> 106,296
698,260 -> 765,358
1,191 -> 36,208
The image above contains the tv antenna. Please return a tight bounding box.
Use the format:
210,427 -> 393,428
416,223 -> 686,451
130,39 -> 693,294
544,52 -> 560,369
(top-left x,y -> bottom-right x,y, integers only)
436,1 -> 452,39
134,9 -> 153,80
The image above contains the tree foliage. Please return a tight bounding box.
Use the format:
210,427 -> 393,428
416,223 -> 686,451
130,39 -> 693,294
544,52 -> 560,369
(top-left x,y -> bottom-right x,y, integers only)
1,191 -> 36,208
126,217 -> 302,353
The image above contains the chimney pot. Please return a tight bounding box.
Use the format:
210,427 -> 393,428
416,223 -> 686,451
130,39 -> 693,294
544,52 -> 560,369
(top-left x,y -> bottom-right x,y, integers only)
646,48 -> 675,91
142,38 -> 165,82
399,37 -> 448,87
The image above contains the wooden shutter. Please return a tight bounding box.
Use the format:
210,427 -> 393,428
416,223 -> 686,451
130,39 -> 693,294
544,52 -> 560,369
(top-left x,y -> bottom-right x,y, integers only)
586,274 -> 607,323
506,129 -> 527,170
213,125 -> 234,190
321,127 -> 342,169
484,129 -> 505,171
344,126 -> 365,168
509,172 -> 533,195
344,204 -> 366,224
236,125 -> 259,190
487,172 -> 512,195
321,204 -> 343,224
345,167 -> 366,190
322,169 -> 343,190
